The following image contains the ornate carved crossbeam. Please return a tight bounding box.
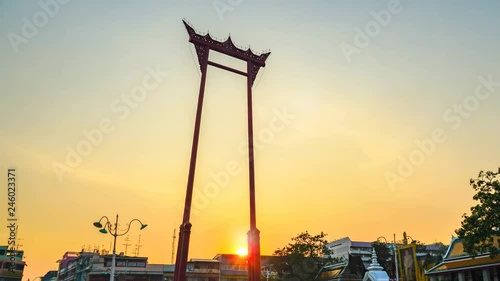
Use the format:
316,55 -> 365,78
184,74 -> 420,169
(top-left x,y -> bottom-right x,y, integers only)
182,20 -> 270,86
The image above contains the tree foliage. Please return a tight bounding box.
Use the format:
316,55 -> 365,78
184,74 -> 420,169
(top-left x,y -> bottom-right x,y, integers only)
371,241 -> 395,277
455,169 -> 500,257
373,235 -> 447,277
273,231 -> 336,281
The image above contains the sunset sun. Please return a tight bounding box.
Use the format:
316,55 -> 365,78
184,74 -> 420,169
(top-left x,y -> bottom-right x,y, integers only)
236,247 -> 248,256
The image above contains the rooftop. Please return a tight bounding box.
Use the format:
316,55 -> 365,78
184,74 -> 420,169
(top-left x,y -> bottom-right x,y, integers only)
425,236 -> 500,275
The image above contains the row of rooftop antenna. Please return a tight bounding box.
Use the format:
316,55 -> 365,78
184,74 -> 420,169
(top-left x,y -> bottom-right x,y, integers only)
80,235 -> 143,256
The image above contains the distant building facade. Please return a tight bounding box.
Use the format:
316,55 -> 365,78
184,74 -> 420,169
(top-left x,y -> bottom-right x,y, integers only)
56,251 -> 163,281
164,259 -> 218,281
214,254 -> 276,281
327,237 -> 374,266
0,245 -> 25,281
327,237 -> 447,270
53,251 -> 276,281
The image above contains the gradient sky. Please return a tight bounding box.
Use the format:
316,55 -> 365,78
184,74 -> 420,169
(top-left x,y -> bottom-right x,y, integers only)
1,0 -> 500,280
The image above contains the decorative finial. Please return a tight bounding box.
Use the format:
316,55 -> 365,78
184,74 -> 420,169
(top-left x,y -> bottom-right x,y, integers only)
367,248 -> 383,271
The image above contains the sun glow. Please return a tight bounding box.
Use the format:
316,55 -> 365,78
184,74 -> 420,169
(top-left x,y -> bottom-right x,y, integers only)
237,247 -> 248,256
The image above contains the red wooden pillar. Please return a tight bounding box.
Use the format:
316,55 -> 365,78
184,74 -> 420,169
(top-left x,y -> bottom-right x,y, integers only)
173,45 -> 209,281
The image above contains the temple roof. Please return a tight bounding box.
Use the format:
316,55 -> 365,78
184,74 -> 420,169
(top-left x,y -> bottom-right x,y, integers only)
316,255 -> 366,281
425,255 -> 500,274
425,236 -> 500,275
442,236 -> 499,261
316,259 -> 349,281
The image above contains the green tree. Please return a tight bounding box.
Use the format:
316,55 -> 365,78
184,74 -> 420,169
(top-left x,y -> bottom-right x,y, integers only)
422,242 -> 447,268
455,169 -> 500,257
371,241 -> 394,277
272,231 -> 336,281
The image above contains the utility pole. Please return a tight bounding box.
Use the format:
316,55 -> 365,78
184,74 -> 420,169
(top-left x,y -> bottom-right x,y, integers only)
15,226 -> 23,254
394,233 -> 399,281
171,229 -> 176,264
134,235 -> 143,257
92,214 -> 147,281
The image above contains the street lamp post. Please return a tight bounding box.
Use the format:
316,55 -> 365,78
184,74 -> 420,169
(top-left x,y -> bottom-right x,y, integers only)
377,236 -> 399,281
93,214 -> 147,281
261,264 -> 274,281
402,232 -> 416,245
393,234 -> 399,281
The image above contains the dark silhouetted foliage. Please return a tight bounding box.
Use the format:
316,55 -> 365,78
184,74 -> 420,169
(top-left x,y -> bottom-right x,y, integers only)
456,169 -> 500,257
273,231 -> 338,281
